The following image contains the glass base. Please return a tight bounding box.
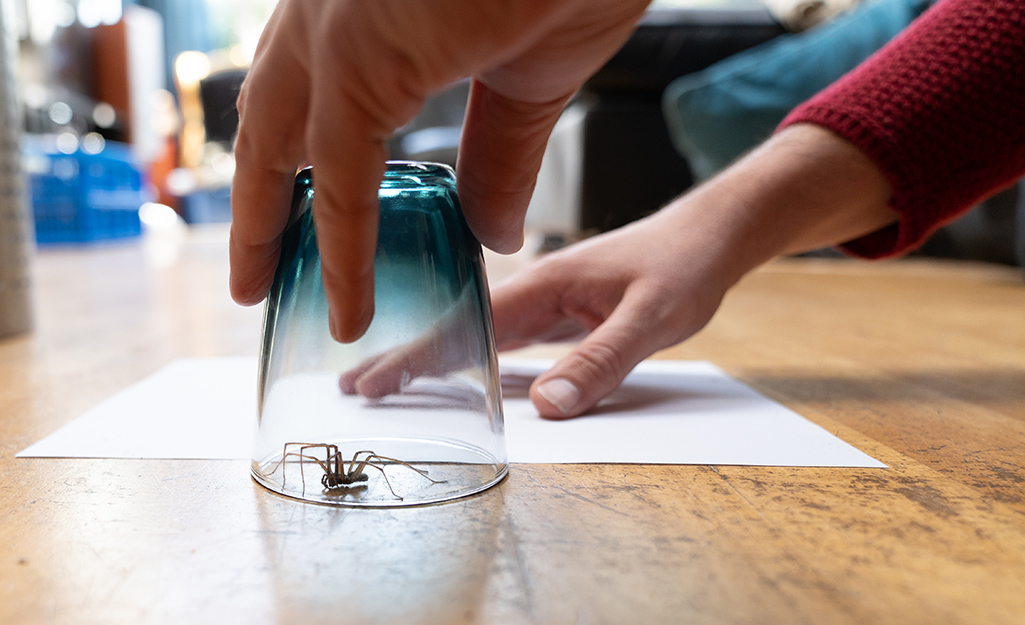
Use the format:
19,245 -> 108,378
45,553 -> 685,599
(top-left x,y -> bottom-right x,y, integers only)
251,436 -> 507,507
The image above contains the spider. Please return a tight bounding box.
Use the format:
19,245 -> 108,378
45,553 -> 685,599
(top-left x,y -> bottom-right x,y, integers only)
269,442 -> 445,500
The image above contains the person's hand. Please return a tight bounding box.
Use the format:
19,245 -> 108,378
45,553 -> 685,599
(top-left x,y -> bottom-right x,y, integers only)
489,205 -> 738,418
492,124 -> 896,418
338,287 -> 480,399
336,125 -> 895,417
334,197 -> 746,413
229,0 -> 650,342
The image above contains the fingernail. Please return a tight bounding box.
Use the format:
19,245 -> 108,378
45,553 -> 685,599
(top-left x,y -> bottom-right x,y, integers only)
536,378 -> 580,415
328,312 -> 342,342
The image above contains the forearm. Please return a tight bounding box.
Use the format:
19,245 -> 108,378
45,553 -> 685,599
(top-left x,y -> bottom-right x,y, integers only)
654,123 -> 896,288
780,0 -> 1025,258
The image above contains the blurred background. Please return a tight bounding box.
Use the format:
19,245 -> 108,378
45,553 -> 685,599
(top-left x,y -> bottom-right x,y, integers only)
8,0 -> 1023,264
14,0 -> 273,239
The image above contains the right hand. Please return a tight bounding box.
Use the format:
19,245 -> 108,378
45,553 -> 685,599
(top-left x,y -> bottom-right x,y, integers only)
229,0 -> 651,342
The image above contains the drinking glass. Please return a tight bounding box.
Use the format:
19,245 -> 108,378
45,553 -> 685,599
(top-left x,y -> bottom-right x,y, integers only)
251,163 -> 507,506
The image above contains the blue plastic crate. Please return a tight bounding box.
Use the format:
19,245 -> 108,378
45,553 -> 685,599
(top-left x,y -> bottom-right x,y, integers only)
24,139 -> 150,245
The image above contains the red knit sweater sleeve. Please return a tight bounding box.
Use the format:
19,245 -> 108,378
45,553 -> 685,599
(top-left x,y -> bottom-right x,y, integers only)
779,0 -> 1025,259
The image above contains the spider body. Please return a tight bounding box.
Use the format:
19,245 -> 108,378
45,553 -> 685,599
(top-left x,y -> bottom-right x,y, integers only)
269,442 -> 444,500
323,470 -> 368,489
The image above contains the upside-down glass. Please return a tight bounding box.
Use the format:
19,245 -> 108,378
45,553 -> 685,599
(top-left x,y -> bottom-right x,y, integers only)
251,163 -> 507,506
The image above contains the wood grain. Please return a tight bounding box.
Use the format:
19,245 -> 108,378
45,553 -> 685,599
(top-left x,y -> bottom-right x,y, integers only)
1,225 -> 1023,625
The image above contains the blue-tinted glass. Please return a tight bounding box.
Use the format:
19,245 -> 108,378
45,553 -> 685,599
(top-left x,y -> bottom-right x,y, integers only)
252,162 -> 506,507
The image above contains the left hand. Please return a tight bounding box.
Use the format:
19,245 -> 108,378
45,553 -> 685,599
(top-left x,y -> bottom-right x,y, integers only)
488,206 -> 738,418
341,124 -> 897,417
339,197 -> 742,417
490,123 -> 896,418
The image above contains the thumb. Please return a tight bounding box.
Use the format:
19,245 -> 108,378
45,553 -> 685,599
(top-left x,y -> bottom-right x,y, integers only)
528,307 -> 661,419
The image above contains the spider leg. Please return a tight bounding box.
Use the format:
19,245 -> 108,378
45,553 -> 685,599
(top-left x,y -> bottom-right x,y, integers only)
294,443 -> 336,496
348,451 -> 380,484
266,441 -> 315,477
279,450 -> 309,491
269,442 -> 326,494
313,444 -> 343,485
348,450 -> 377,478
351,456 -> 403,500
322,447 -> 355,487
366,454 -> 448,485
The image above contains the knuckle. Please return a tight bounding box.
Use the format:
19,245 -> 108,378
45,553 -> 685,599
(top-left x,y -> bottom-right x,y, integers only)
570,339 -> 627,388
304,129 -> 335,164
319,255 -> 374,293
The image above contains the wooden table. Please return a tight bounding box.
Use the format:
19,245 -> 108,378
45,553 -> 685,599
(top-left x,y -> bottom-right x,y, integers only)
1,224 -> 1023,625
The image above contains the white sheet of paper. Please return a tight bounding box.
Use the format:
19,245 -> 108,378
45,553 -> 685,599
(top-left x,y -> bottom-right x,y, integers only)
17,357 -> 884,467
19,358 -> 259,460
